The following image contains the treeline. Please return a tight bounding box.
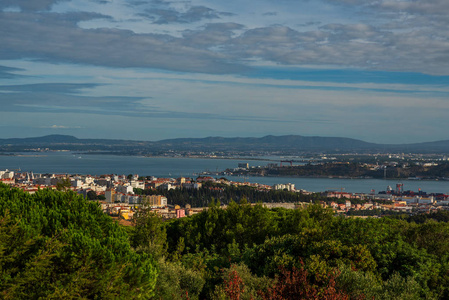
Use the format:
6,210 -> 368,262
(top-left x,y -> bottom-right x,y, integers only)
392,210 -> 449,223
135,184 -> 328,207
134,184 -> 384,208
235,162 -> 449,179
144,202 -> 449,299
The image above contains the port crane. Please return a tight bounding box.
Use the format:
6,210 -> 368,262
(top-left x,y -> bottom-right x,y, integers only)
280,160 -> 293,167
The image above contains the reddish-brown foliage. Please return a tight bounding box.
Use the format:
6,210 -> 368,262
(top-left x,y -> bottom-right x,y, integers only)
258,265 -> 352,300
223,269 -> 245,300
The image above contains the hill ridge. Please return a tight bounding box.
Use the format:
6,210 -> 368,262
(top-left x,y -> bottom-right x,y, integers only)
0,134 -> 447,153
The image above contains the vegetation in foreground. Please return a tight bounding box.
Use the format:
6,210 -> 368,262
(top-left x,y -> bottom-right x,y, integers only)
154,200 -> 449,299
2,183 -> 449,299
0,183 -> 157,299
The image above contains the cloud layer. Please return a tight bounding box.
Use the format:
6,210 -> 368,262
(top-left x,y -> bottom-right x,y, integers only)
1,0 -> 449,143
1,0 -> 449,75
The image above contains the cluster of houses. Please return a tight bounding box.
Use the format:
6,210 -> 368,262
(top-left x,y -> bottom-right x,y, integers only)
102,202 -> 205,222
0,169 -> 213,220
322,189 -> 449,215
2,168 -> 449,220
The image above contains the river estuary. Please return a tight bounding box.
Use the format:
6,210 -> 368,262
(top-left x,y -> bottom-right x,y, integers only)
1,152 -> 448,194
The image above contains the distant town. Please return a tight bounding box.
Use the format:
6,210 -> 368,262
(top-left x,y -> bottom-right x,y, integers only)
201,153 -> 449,181
2,162 -> 449,224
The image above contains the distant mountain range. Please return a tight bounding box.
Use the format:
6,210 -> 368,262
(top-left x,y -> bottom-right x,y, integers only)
0,134 -> 448,154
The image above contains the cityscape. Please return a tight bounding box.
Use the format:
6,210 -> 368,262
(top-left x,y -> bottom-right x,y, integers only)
2,0 -> 449,298
2,153 -> 449,223
2,152 -> 449,298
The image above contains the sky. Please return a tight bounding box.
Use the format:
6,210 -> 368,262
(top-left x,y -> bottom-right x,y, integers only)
1,0 -> 449,144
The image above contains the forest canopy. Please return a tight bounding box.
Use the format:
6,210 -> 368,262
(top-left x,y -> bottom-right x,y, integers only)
0,183 -> 157,299
2,183 -> 449,299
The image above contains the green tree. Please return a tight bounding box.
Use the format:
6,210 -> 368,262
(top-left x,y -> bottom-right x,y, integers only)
154,259 -> 205,300
56,177 -> 71,191
130,209 -> 167,259
0,184 -> 158,299
86,190 -> 98,200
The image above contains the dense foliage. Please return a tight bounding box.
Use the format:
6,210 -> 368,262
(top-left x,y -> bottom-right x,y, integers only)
0,184 -> 157,299
135,184 -> 385,208
3,182 -> 449,299
150,202 -> 449,299
136,185 -> 323,207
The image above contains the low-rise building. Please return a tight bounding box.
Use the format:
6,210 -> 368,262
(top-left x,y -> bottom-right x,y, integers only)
142,195 -> 168,207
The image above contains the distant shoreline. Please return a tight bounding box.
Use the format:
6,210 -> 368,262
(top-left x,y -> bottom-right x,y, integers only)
77,151 -> 282,162
222,173 -> 449,182
1,151 -> 448,182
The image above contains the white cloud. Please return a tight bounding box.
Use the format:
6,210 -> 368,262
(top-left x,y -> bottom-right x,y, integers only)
1,0 -> 449,74
1,0 -> 449,142
41,125 -> 82,129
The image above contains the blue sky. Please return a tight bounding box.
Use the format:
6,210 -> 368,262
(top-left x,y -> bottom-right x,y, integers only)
1,0 -> 449,144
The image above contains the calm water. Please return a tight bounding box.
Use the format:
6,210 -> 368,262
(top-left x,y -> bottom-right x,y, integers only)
0,152 -> 273,177
228,176 -> 449,194
1,152 -> 448,194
